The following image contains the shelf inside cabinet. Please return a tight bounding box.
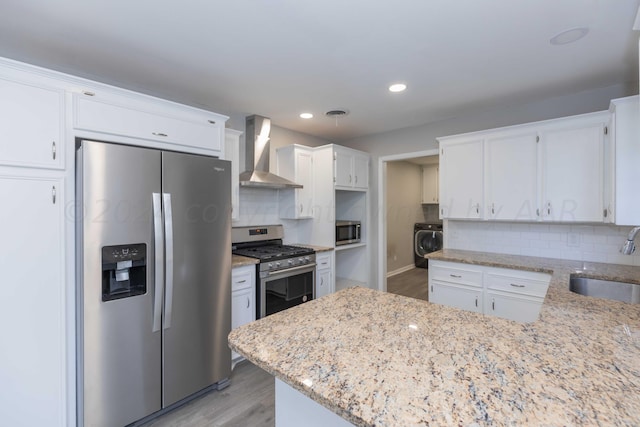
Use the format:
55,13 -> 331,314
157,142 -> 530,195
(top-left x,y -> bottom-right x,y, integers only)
334,242 -> 367,251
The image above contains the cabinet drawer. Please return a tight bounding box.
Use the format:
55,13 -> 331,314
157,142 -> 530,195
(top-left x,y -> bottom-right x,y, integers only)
73,93 -> 224,153
429,282 -> 483,313
485,271 -> 550,298
232,267 -> 254,291
316,252 -> 332,270
429,261 -> 482,287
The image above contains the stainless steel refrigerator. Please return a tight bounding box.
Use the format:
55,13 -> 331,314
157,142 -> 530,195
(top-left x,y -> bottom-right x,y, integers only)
76,140 -> 231,427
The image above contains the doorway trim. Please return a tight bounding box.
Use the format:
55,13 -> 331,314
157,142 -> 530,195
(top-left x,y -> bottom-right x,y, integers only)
377,148 -> 439,292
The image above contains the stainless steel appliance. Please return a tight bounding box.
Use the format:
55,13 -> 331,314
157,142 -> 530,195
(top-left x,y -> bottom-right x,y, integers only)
414,223 -> 443,268
335,220 -> 361,246
76,140 -> 232,427
231,225 -> 315,318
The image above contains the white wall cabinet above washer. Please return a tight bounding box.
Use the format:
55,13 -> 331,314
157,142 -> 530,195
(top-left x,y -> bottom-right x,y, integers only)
73,91 -> 226,154
421,165 -> 439,204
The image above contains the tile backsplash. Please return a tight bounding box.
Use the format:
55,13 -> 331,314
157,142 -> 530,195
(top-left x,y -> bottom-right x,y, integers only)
446,220 -> 640,266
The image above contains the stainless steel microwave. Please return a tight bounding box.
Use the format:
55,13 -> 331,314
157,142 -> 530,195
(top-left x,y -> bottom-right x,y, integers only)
336,220 -> 361,246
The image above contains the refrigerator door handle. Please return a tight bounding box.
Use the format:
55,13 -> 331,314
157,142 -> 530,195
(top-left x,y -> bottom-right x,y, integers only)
152,193 -> 164,332
163,193 -> 174,329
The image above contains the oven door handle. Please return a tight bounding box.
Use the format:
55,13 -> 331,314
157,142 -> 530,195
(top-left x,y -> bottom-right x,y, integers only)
262,263 -> 317,279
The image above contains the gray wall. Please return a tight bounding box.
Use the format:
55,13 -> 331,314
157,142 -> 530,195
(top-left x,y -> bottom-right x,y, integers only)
342,82 -> 635,290
385,161 -> 424,273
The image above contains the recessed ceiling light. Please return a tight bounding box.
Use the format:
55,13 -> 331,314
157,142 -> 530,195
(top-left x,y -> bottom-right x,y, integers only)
389,83 -> 407,93
550,27 -> 589,45
299,112 -> 313,119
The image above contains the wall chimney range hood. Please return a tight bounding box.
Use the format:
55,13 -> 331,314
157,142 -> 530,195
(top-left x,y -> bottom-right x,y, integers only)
239,115 -> 303,189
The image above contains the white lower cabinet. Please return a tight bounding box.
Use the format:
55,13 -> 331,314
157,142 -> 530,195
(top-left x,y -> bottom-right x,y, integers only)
0,173 -> 66,426
429,261 -> 550,322
231,265 -> 256,367
315,251 -> 334,298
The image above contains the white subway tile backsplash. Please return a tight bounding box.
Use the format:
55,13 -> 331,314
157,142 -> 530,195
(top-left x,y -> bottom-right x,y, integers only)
446,220 -> 640,266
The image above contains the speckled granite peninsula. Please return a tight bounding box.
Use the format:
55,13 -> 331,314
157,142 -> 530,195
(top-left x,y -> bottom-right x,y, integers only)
228,249 -> 640,426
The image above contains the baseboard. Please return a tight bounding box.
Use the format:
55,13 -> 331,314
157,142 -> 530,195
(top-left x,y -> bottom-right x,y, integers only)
387,264 -> 415,278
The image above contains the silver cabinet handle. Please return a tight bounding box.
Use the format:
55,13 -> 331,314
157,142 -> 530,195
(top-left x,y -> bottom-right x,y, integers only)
510,283 -> 525,288
430,285 -> 433,292
163,193 -> 174,329
536,208 -> 540,217
208,119 -> 216,124
236,279 -> 246,284
492,298 -> 495,310
52,141 -> 56,160
547,202 -> 551,215
450,274 -> 462,278
349,174 -> 352,183
320,278 -> 324,286
152,193 -> 164,332
355,175 -> 358,184
475,296 -> 478,307
300,204 -> 303,213
491,203 -> 495,215
476,204 -> 480,214
52,186 -> 56,204
152,132 -> 168,137
246,297 -> 250,309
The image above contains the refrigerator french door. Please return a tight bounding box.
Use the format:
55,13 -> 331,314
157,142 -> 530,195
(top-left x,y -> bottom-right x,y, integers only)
77,141 -> 231,427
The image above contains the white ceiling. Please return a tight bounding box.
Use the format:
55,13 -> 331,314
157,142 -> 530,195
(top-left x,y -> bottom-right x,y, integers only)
0,0 -> 638,141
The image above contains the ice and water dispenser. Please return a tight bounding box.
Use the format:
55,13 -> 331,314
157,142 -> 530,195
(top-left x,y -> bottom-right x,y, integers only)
101,244 -> 147,301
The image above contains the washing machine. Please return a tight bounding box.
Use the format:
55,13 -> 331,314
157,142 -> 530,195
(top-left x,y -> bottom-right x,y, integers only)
414,223 -> 443,268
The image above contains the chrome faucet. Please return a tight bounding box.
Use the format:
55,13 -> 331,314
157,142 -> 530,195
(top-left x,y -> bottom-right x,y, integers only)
621,226 -> 640,255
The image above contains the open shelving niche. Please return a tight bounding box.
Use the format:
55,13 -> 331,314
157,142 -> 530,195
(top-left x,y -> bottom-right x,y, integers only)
334,189 -> 369,291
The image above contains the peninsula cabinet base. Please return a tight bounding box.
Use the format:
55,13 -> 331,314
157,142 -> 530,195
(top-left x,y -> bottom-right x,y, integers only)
275,379 -> 354,427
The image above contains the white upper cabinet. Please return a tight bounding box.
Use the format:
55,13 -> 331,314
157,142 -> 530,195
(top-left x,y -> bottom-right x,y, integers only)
610,96 -> 640,226
224,129 -> 242,221
334,146 -> 369,189
277,144 -> 314,219
539,116 -> 605,222
485,131 -> 538,221
73,91 -> 226,154
439,137 -> 483,219
438,110 -> 609,223
422,165 -> 439,204
0,77 -> 64,169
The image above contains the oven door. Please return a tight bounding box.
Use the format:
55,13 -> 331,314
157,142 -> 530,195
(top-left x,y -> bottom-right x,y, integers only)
258,264 -> 316,318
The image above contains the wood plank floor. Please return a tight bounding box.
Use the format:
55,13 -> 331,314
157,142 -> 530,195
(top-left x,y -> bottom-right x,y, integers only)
141,267 -> 429,426
386,266 -> 429,301
142,361 -> 274,427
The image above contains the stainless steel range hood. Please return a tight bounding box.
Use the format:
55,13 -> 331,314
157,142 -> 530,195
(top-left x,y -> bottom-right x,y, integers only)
239,115 -> 303,189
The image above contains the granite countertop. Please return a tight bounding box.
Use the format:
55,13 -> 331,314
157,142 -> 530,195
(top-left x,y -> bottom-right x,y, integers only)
231,254 -> 259,268
291,243 -> 334,253
229,249 -> 640,426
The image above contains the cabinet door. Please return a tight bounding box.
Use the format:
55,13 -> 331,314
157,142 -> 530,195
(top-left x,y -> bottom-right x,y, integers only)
540,123 -> 605,222
429,282 -> 483,313
422,165 -> 439,204
485,132 -> 538,221
0,175 -> 65,425
485,292 -> 543,323
353,154 -> 369,189
231,287 -> 254,360
316,269 -> 332,298
0,78 -> 64,169
74,92 -> 224,153
297,150 -> 314,217
225,130 -> 241,221
440,138 -> 483,219
334,150 -> 353,187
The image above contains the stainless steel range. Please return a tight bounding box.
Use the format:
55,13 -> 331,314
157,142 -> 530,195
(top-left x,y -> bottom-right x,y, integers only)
232,225 -> 315,318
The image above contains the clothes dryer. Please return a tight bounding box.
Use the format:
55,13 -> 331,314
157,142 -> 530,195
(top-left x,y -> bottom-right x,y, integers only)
414,223 -> 443,268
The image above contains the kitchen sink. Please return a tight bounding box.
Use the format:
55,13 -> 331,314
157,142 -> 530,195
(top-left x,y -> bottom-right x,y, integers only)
569,276 -> 640,304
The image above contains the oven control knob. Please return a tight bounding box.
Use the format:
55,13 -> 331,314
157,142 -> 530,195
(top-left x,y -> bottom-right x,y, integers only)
304,256 -> 310,262
275,262 -> 281,268
299,258 -> 304,263
268,263 -> 273,268
288,259 -> 293,265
